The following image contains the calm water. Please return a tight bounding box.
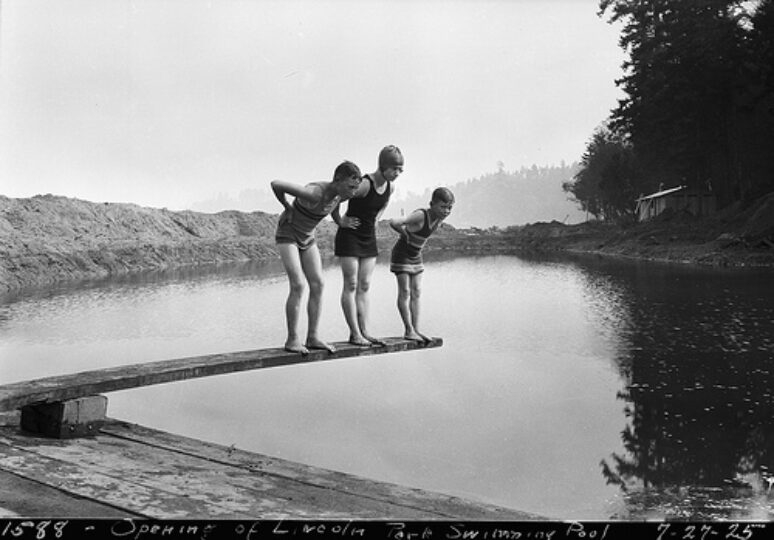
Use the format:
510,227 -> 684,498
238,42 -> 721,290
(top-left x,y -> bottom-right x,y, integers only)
1,253 -> 773,520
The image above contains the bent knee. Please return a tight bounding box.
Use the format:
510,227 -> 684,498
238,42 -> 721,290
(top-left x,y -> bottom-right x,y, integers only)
342,278 -> 358,293
288,278 -> 306,295
308,279 -> 324,296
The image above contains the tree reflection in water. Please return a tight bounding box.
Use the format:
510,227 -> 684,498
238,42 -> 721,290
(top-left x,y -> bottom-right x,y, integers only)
592,261 -> 774,519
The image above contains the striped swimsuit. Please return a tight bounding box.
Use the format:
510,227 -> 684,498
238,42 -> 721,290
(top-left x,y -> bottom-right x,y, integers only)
390,209 -> 439,275
275,182 -> 340,250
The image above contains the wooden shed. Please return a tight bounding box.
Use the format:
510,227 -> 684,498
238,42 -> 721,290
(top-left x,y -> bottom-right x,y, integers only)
635,185 -> 716,222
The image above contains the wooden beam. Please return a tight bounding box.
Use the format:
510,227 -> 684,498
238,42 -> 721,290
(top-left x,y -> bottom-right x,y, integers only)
0,417 -> 538,519
0,337 -> 442,412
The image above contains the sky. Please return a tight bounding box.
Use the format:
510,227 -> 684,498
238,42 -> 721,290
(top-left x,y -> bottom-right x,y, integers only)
0,0 -> 626,211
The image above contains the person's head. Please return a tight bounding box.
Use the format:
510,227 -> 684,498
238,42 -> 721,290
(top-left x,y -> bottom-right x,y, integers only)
378,145 -> 404,181
332,160 -> 363,199
429,187 -> 454,220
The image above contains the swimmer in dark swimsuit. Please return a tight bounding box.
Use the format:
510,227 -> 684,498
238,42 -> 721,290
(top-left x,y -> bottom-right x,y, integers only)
389,187 -> 454,343
332,146 -> 403,347
271,161 -> 363,355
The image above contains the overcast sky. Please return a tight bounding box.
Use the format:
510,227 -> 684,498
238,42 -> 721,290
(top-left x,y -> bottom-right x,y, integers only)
0,0 -> 625,210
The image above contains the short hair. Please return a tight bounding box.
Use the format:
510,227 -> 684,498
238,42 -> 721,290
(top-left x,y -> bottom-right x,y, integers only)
431,187 -> 455,204
333,161 -> 362,182
378,145 -> 404,171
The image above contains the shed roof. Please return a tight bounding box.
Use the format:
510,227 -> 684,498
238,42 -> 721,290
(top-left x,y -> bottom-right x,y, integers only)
636,185 -> 685,202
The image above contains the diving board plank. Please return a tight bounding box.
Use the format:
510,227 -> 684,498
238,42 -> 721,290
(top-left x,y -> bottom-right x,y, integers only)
0,337 -> 442,412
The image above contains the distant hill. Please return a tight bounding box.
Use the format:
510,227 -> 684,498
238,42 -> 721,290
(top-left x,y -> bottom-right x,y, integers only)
385,163 -> 586,229
191,164 -> 587,229
191,188 -> 278,214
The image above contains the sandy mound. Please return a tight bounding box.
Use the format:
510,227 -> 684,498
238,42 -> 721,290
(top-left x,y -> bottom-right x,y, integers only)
0,195 -> 282,293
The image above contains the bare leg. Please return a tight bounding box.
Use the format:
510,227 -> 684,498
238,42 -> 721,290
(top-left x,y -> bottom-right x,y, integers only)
396,273 -> 422,342
409,273 -> 431,343
277,243 -> 308,354
300,244 -> 336,353
340,257 -> 369,346
356,257 -> 385,345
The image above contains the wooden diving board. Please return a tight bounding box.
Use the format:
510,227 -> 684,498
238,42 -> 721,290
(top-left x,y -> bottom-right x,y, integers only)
0,337 -> 442,412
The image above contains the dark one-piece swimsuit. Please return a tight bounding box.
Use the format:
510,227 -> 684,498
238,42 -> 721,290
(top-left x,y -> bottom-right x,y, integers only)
334,175 -> 391,258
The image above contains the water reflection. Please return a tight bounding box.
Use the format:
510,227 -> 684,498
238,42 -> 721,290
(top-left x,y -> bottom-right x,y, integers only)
0,259 -> 291,381
573,258 -> 774,519
1,252 -> 773,519
0,259 -> 288,307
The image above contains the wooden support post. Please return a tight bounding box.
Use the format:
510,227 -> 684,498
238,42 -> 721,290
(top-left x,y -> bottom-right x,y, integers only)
20,395 -> 107,439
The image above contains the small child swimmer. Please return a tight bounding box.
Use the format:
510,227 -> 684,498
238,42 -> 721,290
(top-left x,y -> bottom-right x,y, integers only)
388,187 -> 454,343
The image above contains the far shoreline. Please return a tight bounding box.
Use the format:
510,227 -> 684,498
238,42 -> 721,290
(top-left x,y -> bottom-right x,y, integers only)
1,194 -> 773,295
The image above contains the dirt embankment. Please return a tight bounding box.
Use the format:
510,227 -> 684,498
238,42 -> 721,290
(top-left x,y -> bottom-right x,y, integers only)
2,192 -> 773,294
0,195 -> 284,293
0,194 -> 462,294
496,191 -> 774,267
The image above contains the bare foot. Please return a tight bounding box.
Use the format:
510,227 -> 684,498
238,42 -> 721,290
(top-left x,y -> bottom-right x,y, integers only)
284,340 -> 309,355
417,332 -> 433,344
348,335 -> 372,347
363,334 -> 387,346
404,331 -> 425,342
306,338 -> 337,354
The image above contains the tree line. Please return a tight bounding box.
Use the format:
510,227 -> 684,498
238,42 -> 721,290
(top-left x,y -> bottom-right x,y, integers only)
388,163 -> 586,228
563,0 -> 774,220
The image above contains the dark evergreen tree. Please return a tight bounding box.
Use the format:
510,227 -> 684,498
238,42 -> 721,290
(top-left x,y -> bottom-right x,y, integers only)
593,0 -> 773,208
733,0 -> 774,201
563,125 -> 641,220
